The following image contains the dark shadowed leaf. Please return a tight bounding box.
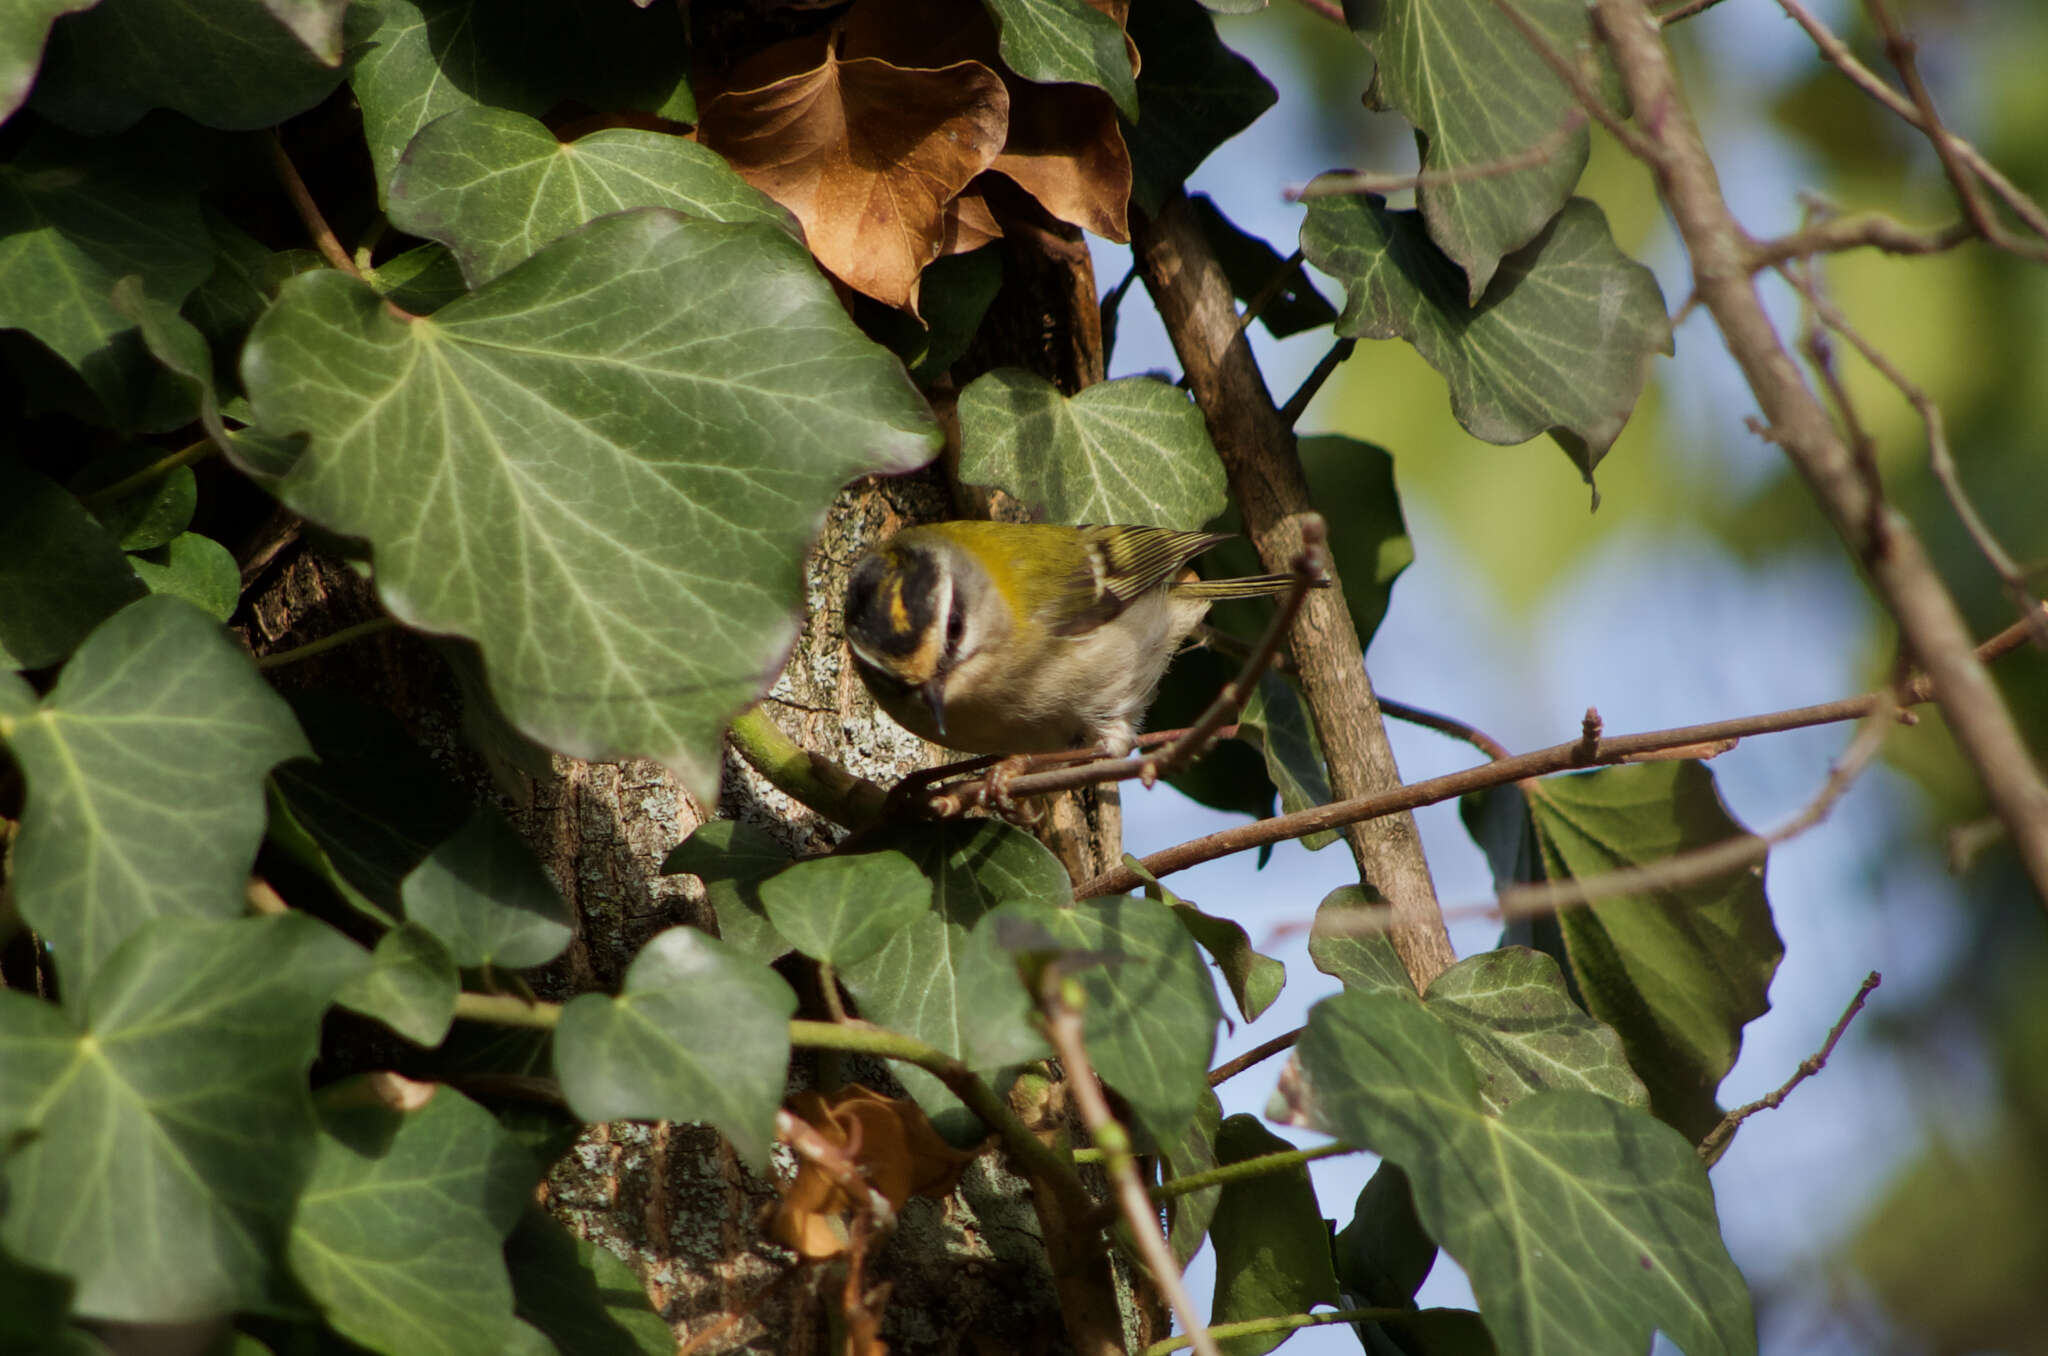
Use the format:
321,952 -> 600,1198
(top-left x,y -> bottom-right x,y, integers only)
290,1085 -> 534,1355
1188,193 -> 1335,338
554,928 -> 797,1169
70,444 -> 195,550
244,208 -> 939,801
403,809 -> 572,970
760,850 -> 934,967
1164,1089 -> 1223,1267
981,0 -> 1137,120
127,532 -> 238,620
336,922 -> 459,1046
0,0 -> 98,124
0,458 -> 145,669
506,1206 -> 672,1356
1123,0 -> 1274,214
0,597 -> 309,999
1333,1161 -> 1437,1313
389,107 -> 795,288
1300,193 -> 1669,482
1525,761 -> 1783,1141
661,819 -> 797,965
957,367 -> 1227,529
1209,1115 -> 1339,1355
1295,990 -> 1756,1356
0,913 -> 366,1320
29,0 -> 346,133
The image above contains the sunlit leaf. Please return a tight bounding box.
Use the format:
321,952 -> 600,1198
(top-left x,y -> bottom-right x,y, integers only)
981,0 -> 1137,121
1126,855 -> 1285,1024
956,368 -> 1227,529
554,928 -> 797,1170
0,0 -> 97,124
0,597 -> 308,998
1123,0 -> 1273,213
760,850 -> 934,968
996,893 -> 1220,1148
1209,1115 -> 1339,1355
244,208 -> 940,801
0,458 -> 145,670
838,820 -> 1067,1138
0,913 -> 366,1320
1525,761 -> 1783,1140
389,107 -> 796,288
1300,192 -> 1669,482
1295,990 -> 1756,1356
1344,0 -> 1602,299
403,809 -> 572,970
290,1085 -> 533,1355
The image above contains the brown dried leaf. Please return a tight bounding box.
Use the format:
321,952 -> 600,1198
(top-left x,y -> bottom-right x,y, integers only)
770,1086 -> 978,1260
699,42 -> 1008,311
842,0 -> 1130,243
942,185 -> 1004,256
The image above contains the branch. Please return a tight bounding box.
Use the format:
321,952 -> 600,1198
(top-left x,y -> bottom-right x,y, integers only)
1040,974 -> 1220,1356
1208,1026 -> 1303,1088
1132,190 -> 1456,991
1071,604 -> 2045,898
1289,111 -> 1587,200
1774,0 -> 2048,250
1745,213 -> 1975,271
729,705 -> 889,829
1593,0 -> 2048,908
1698,971 -> 1881,1165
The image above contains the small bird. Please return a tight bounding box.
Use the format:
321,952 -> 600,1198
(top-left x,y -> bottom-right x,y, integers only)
843,521 -> 1311,757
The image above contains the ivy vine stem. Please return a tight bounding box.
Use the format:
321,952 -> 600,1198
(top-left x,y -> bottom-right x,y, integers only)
253,616 -> 400,670
76,436 -> 216,509
1152,1141 -> 1359,1204
1137,1305 -> 1413,1356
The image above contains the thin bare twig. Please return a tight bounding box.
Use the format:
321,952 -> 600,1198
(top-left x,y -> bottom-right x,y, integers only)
1745,213 -> 1975,271
1290,111 -> 1588,200
1378,698 -> 1515,762
1774,259 -> 2048,651
1698,972 -> 1882,1165
1486,0 -> 1657,160
1656,0 -> 1728,22
1040,973 -> 1220,1356
1235,248 -> 1310,336
1070,604 -> 2045,898
1595,0 -> 2048,907
1278,339 -> 1356,427
1774,0 -> 2048,250
1208,1026 -> 1303,1088
264,132 -> 362,278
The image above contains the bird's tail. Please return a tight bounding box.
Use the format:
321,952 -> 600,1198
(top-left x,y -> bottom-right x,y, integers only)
1176,573 -> 1330,600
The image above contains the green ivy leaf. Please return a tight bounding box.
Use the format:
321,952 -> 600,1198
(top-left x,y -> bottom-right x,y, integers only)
185,209 -> 324,372
127,532 -> 239,620
995,893 -> 1220,1149
335,922 -> 459,1047
1299,193 -> 1669,482
70,445 -> 195,551
290,1084 -> 534,1356
0,597 -> 309,999
0,157 -> 213,421
1238,673 -> 1337,850
1310,890 -> 1646,1110
363,240 -> 471,316
1127,855 -> 1285,1024
1209,1115 -> 1340,1356
1295,990 -> 1756,1356
29,0 -> 346,134
390,107 -> 795,288
660,820 -> 797,966
838,820 -> 1067,1138
956,368 -> 1226,529
505,1206 -> 672,1356
0,913 -> 367,1320
1332,1161 -> 1437,1312
759,850 -> 934,968
1344,0 -> 1603,300
1525,761 -> 1784,1141
0,458 -> 146,669
554,927 -> 797,1170
257,0 -> 349,64
245,209 -> 939,801
1163,1089 -> 1223,1268
350,0 -> 694,202
862,247 -> 1005,385
1187,193 -> 1335,338
1124,0 -> 1274,214
403,809 -> 572,970
980,0 -> 1137,121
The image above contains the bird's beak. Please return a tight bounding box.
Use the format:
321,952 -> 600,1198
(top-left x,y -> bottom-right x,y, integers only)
920,677 -> 948,737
